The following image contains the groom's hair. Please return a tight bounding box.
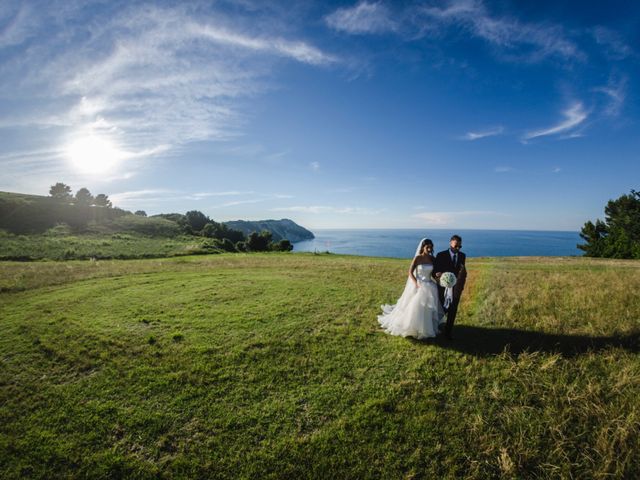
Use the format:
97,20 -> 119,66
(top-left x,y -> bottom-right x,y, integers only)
450,234 -> 462,242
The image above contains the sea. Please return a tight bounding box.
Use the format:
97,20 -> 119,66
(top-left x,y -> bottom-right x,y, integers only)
292,229 -> 583,258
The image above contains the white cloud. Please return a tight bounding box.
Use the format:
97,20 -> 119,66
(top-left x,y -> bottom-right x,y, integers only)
323,0 -> 588,64
462,126 -> 504,140
0,3 -> 40,48
264,150 -> 291,162
207,192 -> 294,208
325,1 -> 397,35
552,167 -> 562,173
494,166 -> 513,173
416,0 -> 582,62
272,205 -> 385,215
214,199 -> 266,208
523,102 -> 588,140
0,3 -> 336,182
413,210 -> 509,226
190,23 -> 336,66
594,75 -> 627,117
191,191 -> 256,198
412,212 -> 452,226
108,189 -> 292,210
329,187 -> 357,193
592,26 -> 633,60
309,161 -> 320,172
110,189 -> 178,206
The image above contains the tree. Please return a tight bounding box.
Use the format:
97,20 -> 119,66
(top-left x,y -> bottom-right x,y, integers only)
247,230 -> 272,252
200,221 -> 245,243
578,219 -> 607,257
202,222 -> 217,238
74,188 -> 94,206
185,210 -> 209,232
93,194 -> 112,208
224,226 -> 245,243
49,182 -> 73,201
578,190 -> 640,259
134,210 -> 147,216
220,238 -> 236,252
272,239 -> 293,252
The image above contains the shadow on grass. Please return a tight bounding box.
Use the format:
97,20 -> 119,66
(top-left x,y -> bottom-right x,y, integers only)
411,325 -> 640,358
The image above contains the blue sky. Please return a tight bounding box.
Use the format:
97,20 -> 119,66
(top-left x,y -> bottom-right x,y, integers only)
1,0 -> 638,230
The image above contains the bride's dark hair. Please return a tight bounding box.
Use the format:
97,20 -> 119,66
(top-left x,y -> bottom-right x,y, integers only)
420,238 -> 434,254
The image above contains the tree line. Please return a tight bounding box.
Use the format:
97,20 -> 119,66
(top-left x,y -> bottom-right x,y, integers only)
158,210 -> 293,252
49,182 -> 113,207
46,182 -> 293,252
579,189 -> 640,259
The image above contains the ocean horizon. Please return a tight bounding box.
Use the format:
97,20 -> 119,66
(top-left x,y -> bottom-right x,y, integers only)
293,229 -> 583,259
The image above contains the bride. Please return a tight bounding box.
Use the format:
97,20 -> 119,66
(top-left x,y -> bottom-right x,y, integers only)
378,238 -> 445,339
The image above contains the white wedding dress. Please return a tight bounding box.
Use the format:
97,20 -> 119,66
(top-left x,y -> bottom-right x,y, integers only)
378,263 -> 445,339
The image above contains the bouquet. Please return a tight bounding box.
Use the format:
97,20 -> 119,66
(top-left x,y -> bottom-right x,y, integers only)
439,271 -> 457,288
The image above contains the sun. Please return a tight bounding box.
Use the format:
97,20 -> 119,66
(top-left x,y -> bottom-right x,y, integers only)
66,135 -> 123,175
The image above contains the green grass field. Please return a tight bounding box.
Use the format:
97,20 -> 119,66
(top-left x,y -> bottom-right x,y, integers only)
1,254 -> 639,478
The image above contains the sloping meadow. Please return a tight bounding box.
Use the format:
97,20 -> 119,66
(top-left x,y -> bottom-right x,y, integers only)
1,254 -> 638,478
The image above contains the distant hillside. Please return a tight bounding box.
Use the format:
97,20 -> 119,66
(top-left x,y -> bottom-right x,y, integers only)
0,191 -> 315,243
224,219 -> 314,243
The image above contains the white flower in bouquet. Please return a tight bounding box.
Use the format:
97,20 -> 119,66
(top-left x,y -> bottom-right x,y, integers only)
439,271 -> 457,288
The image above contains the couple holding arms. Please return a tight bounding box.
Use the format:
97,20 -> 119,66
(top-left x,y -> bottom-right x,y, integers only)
378,235 -> 466,340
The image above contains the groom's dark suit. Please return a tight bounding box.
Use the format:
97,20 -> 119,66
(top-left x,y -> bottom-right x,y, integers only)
433,249 -> 467,338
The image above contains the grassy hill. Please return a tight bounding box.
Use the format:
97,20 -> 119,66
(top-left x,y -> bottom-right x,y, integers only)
1,254 -> 639,478
0,230 -> 222,261
0,192 -> 314,248
0,191 -> 314,259
0,191 -> 128,234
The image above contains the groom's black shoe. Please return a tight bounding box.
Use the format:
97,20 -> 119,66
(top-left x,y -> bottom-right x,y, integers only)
444,330 -> 453,341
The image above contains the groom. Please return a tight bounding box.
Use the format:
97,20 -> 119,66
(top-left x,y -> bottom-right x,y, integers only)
433,235 -> 467,340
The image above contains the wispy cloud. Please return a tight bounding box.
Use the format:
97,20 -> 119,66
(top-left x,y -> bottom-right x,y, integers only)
523,102 -> 588,140
272,205 -> 385,215
109,189 -> 291,210
110,189 -> 179,205
309,161 -> 320,172
0,2 -> 335,181
322,0 -> 593,73
329,186 -> 357,194
413,210 -> 509,225
323,0 -> 583,63
210,192 -> 295,208
462,126 -> 504,140
494,166 -> 513,173
325,1 -> 397,35
592,26 -> 633,60
594,75 -> 627,117
213,199 -> 266,208
190,191 -> 256,199
0,3 -> 41,48
190,23 -> 336,66
415,0 -> 582,62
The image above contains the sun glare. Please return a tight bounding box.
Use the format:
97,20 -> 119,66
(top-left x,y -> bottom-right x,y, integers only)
66,135 -> 123,175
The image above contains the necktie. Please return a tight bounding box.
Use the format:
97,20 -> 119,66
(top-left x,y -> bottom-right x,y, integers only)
452,253 -> 457,266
